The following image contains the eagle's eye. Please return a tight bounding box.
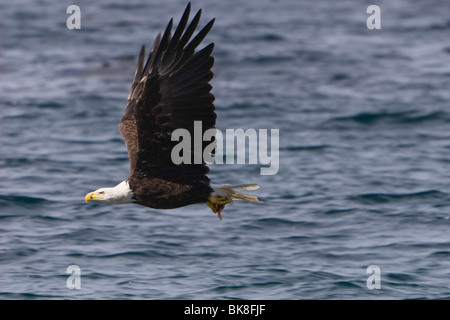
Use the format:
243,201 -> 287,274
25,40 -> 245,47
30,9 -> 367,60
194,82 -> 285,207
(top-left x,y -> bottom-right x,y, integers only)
99,191 -> 105,195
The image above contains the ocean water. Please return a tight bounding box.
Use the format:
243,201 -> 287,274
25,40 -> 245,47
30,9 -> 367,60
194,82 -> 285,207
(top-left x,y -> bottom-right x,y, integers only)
1,0 -> 450,300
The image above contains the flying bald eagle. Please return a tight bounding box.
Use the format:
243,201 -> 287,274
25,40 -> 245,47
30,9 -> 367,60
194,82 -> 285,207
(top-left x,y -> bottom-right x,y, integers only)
85,3 -> 262,220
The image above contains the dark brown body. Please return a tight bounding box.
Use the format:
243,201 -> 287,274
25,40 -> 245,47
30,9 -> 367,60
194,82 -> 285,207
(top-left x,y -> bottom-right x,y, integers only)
128,176 -> 212,209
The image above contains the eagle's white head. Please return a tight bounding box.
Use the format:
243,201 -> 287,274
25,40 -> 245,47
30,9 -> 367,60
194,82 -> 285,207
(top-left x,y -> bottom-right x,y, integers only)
85,180 -> 134,204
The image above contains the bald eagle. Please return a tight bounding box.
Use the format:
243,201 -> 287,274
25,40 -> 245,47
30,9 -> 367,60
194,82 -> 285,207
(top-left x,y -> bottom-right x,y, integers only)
85,3 -> 262,220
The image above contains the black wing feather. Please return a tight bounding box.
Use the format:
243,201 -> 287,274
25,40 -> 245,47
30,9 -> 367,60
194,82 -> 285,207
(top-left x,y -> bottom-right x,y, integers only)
123,3 -> 216,184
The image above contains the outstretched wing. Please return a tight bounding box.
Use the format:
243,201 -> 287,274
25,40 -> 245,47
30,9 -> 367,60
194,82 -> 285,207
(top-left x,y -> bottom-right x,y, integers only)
119,3 -> 216,184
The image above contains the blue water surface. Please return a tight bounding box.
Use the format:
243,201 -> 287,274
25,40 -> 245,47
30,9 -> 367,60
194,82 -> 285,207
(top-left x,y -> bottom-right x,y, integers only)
1,0 -> 450,299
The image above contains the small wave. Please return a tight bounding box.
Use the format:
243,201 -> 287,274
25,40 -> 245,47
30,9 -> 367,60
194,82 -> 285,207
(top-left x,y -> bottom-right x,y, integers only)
36,102 -> 65,109
0,194 -> 49,207
252,281 -> 284,287
98,250 -> 174,259
102,2 -> 148,10
259,34 -> 284,41
300,270 -> 342,281
281,145 -> 329,152
334,281 -> 362,289
328,73 -> 351,83
0,292 -> 61,299
428,20 -> 450,31
349,190 -> 445,204
385,272 -> 417,282
216,102 -> 266,111
324,208 -> 356,215
0,248 -> 38,262
245,54 -> 296,64
246,217 -> 319,229
327,110 -> 449,126
294,49 -> 332,63
242,33 -> 284,42
429,251 -> 450,257
213,284 -> 249,293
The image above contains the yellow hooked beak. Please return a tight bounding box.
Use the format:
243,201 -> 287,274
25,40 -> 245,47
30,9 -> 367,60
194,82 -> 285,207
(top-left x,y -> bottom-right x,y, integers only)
85,191 -> 99,202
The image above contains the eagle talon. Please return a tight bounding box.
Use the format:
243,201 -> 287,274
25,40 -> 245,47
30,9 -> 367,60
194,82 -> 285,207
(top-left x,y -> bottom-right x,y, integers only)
206,197 -> 229,220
